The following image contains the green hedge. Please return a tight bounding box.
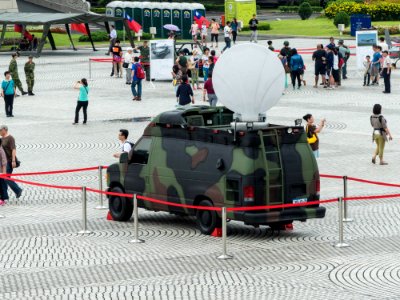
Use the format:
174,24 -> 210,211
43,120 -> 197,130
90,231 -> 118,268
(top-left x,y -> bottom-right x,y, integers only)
91,7 -> 106,14
78,30 -> 152,42
203,4 -> 224,11
241,22 -> 271,31
279,6 -> 324,13
325,1 -> 400,21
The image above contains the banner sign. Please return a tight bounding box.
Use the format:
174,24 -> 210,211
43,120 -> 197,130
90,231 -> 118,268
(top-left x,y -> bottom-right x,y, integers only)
150,39 -> 175,80
356,30 -> 378,70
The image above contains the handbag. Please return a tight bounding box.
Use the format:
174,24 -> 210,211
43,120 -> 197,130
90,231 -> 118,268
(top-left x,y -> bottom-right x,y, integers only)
15,158 -> 20,168
306,125 -> 317,144
122,62 -> 129,68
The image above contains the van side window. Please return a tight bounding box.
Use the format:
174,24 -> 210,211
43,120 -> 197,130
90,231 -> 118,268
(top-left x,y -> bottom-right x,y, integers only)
129,137 -> 152,164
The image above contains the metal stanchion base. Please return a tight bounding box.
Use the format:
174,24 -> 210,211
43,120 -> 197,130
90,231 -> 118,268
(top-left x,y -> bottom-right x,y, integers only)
129,239 -> 144,244
334,243 -> 350,248
343,218 -> 354,222
95,205 -> 108,210
217,254 -> 233,260
78,230 -> 92,234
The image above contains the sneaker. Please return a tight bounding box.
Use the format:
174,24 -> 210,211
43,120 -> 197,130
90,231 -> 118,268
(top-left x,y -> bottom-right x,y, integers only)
16,189 -> 22,199
22,91 -> 28,95
28,92 -> 35,96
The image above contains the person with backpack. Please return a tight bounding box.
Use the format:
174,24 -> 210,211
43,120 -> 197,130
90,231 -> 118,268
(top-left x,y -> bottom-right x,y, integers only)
370,104 -> 393,165
1,71 -> 16,117
289,48 -> 304,90
131,56 -> 145,101
338,40 -> 350,80
73,78 -> 89,125
113,129 -> 133,158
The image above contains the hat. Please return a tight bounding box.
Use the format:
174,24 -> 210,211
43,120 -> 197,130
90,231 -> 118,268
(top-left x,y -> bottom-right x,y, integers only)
284,41 -> 289,46
126,47 -> 133,51
0,125 -> 8,131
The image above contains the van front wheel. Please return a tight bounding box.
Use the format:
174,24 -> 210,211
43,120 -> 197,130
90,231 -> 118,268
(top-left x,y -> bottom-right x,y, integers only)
109,186 -> 133,221
196,200 -> 221,235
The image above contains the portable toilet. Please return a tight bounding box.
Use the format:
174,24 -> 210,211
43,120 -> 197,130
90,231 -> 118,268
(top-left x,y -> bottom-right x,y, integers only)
161,3 -> 172,38
114,1 -> 127,31
123,2 -> 134,23
192,3 -> 206,19
181,3 -> 193,40
131,2 -> 144,27
171,3 -> 182,35
106,1 -> 124,28
152,4 -> 162,38
225,0 -> 256,26
142,2 -> 154,33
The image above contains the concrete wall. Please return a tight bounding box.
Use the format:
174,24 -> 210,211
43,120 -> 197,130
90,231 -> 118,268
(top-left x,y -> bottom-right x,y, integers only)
22,0 -> 90,13
0,0 -> 18,12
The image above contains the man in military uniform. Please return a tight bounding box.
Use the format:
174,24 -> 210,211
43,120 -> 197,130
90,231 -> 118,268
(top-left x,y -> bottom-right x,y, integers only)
135,41 -> 150,81
9,53 -> 27,96
24,56 -> 35,96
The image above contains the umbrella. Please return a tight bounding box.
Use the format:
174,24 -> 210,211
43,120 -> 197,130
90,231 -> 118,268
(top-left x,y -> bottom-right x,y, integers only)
163,24 -> 180,31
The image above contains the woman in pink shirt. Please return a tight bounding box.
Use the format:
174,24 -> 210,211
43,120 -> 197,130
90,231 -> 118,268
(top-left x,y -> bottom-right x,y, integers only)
210,19 -> 220,48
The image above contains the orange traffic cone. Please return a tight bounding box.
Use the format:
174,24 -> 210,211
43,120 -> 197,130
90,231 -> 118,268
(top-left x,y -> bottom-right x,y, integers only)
106,211 -> 113,221
211,227 -> 222,237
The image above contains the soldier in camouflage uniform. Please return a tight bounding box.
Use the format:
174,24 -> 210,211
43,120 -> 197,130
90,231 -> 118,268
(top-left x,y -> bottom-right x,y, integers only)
9,53 -> 27,96
24,56 -> 35,96
135,41 -> 150,81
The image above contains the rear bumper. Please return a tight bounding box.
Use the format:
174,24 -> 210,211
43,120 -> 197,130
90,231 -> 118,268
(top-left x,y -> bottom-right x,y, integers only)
241,206 -> 326,224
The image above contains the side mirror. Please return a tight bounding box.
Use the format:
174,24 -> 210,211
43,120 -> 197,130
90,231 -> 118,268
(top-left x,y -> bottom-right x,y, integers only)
119,152 -> 129,164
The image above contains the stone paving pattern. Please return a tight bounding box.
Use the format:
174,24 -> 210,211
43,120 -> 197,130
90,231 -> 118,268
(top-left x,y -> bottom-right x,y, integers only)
0,39 -> 400,299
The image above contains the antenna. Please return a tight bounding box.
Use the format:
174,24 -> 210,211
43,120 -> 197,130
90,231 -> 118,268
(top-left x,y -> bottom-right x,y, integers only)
212,44 -> 285,122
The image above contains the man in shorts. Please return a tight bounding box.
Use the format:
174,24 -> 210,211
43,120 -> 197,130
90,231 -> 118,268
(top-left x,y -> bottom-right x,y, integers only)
312,44 -> 327,88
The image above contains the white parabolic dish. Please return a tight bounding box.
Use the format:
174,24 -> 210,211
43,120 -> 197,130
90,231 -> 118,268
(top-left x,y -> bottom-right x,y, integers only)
213,44 -> 285,121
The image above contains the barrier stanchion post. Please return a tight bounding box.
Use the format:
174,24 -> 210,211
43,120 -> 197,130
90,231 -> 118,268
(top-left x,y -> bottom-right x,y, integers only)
343,176 -> 353,222
78,186 -> 92,234
95,166 -> 107,210
129,194 -> 144,244
217,207 -> 233,260
334,197 -> 349,248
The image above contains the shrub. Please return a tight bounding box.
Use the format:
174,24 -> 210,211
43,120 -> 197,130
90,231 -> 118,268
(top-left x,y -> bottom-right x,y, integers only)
325,1 -> 400,21
300,0 -> 320,6
333,11 -> 350,27
299,2 -> 313,20
279,5 -> 323,13
78,30 -> 152,42
91,7 -> 106,14
241,22 -> 271,31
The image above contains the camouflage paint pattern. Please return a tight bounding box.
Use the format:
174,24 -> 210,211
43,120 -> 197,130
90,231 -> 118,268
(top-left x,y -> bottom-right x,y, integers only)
107,106 -> 325,225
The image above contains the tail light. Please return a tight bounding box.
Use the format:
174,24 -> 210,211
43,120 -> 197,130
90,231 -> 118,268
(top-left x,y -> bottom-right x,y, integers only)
316,179 -> 320,196
243,185 -> 255,202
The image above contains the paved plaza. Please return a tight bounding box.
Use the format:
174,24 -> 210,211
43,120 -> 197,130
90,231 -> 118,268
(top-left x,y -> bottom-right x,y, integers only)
1,38 -> 400,299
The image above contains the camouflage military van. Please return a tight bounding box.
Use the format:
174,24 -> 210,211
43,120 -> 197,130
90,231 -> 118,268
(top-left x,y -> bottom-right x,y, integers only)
107,106 -> 325,234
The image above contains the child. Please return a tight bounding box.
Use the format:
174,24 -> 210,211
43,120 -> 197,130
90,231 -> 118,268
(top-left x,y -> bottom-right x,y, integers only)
363,55 -> 371,86
176,75 -> 194,107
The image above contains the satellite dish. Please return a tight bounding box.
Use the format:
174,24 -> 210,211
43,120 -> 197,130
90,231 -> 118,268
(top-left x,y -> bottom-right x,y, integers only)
213,43 -> 285,121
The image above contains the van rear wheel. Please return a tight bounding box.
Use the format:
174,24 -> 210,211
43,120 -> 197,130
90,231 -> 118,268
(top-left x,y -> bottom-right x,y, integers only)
109,186 -> 133,221
196,200 -> 221,235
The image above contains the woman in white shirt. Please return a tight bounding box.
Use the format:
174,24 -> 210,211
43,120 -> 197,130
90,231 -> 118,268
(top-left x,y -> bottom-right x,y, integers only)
222,21 -> 232,53
123,47 -> 133,84
201,20 -> 208,47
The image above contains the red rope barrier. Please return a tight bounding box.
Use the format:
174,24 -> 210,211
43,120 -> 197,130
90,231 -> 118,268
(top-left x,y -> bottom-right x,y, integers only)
0,175 -> 81,191
345,193 -> 400,201
8,166 -> 101,177
347,176 -> 400,188
320,174 -> 343,179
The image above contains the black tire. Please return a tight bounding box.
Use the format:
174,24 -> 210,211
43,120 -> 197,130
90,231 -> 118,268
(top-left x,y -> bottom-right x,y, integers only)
196,200 -> 221,235
109,186 -> 133,221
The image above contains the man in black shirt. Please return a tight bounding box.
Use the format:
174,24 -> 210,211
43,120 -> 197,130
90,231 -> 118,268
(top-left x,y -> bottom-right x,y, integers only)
312,44 -> 327,88
280,41 -> 291,72
248,14 -> 258,43
176,75 -> 194,106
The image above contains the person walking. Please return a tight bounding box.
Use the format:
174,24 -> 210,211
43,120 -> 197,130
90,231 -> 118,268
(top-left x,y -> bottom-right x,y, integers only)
131,56 -> 144,101
370,104 -> 392,165
289,49 -> 304,90
208,56 -> 215,77
73,78 -> 89,125
201,48 -> 210,82
203,73 -> 217,107
0,125 -> 22,199
1,71 -> 16,118
231,18 -> 239,44
106,25 -> 117,55
312,44 -> 326,88
190,20 -> 199,46
210,19 -> 220,48
363,55 -> 371,86
248,14 -> 258,43
303,114 -> 326,158
123,47 -> 133,85
201,20 -> 208,47
111,40 -> 123,78
176,75 -> 194,107
0,139 -> 8,205
189,49 -> 200,90
326,45 -> 339,89
9,53 -> 27,96
24,55 -> 35,96
381,50 -> 391,94
222,21 -> 232,53
136,41 -> 150,81
338,40 -> 350,80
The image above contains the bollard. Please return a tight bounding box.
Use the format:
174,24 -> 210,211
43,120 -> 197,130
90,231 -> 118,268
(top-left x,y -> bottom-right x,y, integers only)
129,194 -> 144,243
88,58 -> 92,80
334,197 -> 350,248
95,166 -> 107,210
342,176 -> 353,222
78,186 -> 92,234
217,207 -> 233,260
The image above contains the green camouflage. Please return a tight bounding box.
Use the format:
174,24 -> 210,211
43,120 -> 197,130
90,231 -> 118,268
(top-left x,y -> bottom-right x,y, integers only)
24,61 -> 35,93
9,58 -> 23,93
107,106 -> 325,232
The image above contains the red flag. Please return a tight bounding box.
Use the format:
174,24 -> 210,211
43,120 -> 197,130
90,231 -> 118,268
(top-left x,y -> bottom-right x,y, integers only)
14,24 -> 33,41
14,24 -> 23,33
125,14 -> 142,33
195,16 -> 209,28
71,23 -> 88,35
